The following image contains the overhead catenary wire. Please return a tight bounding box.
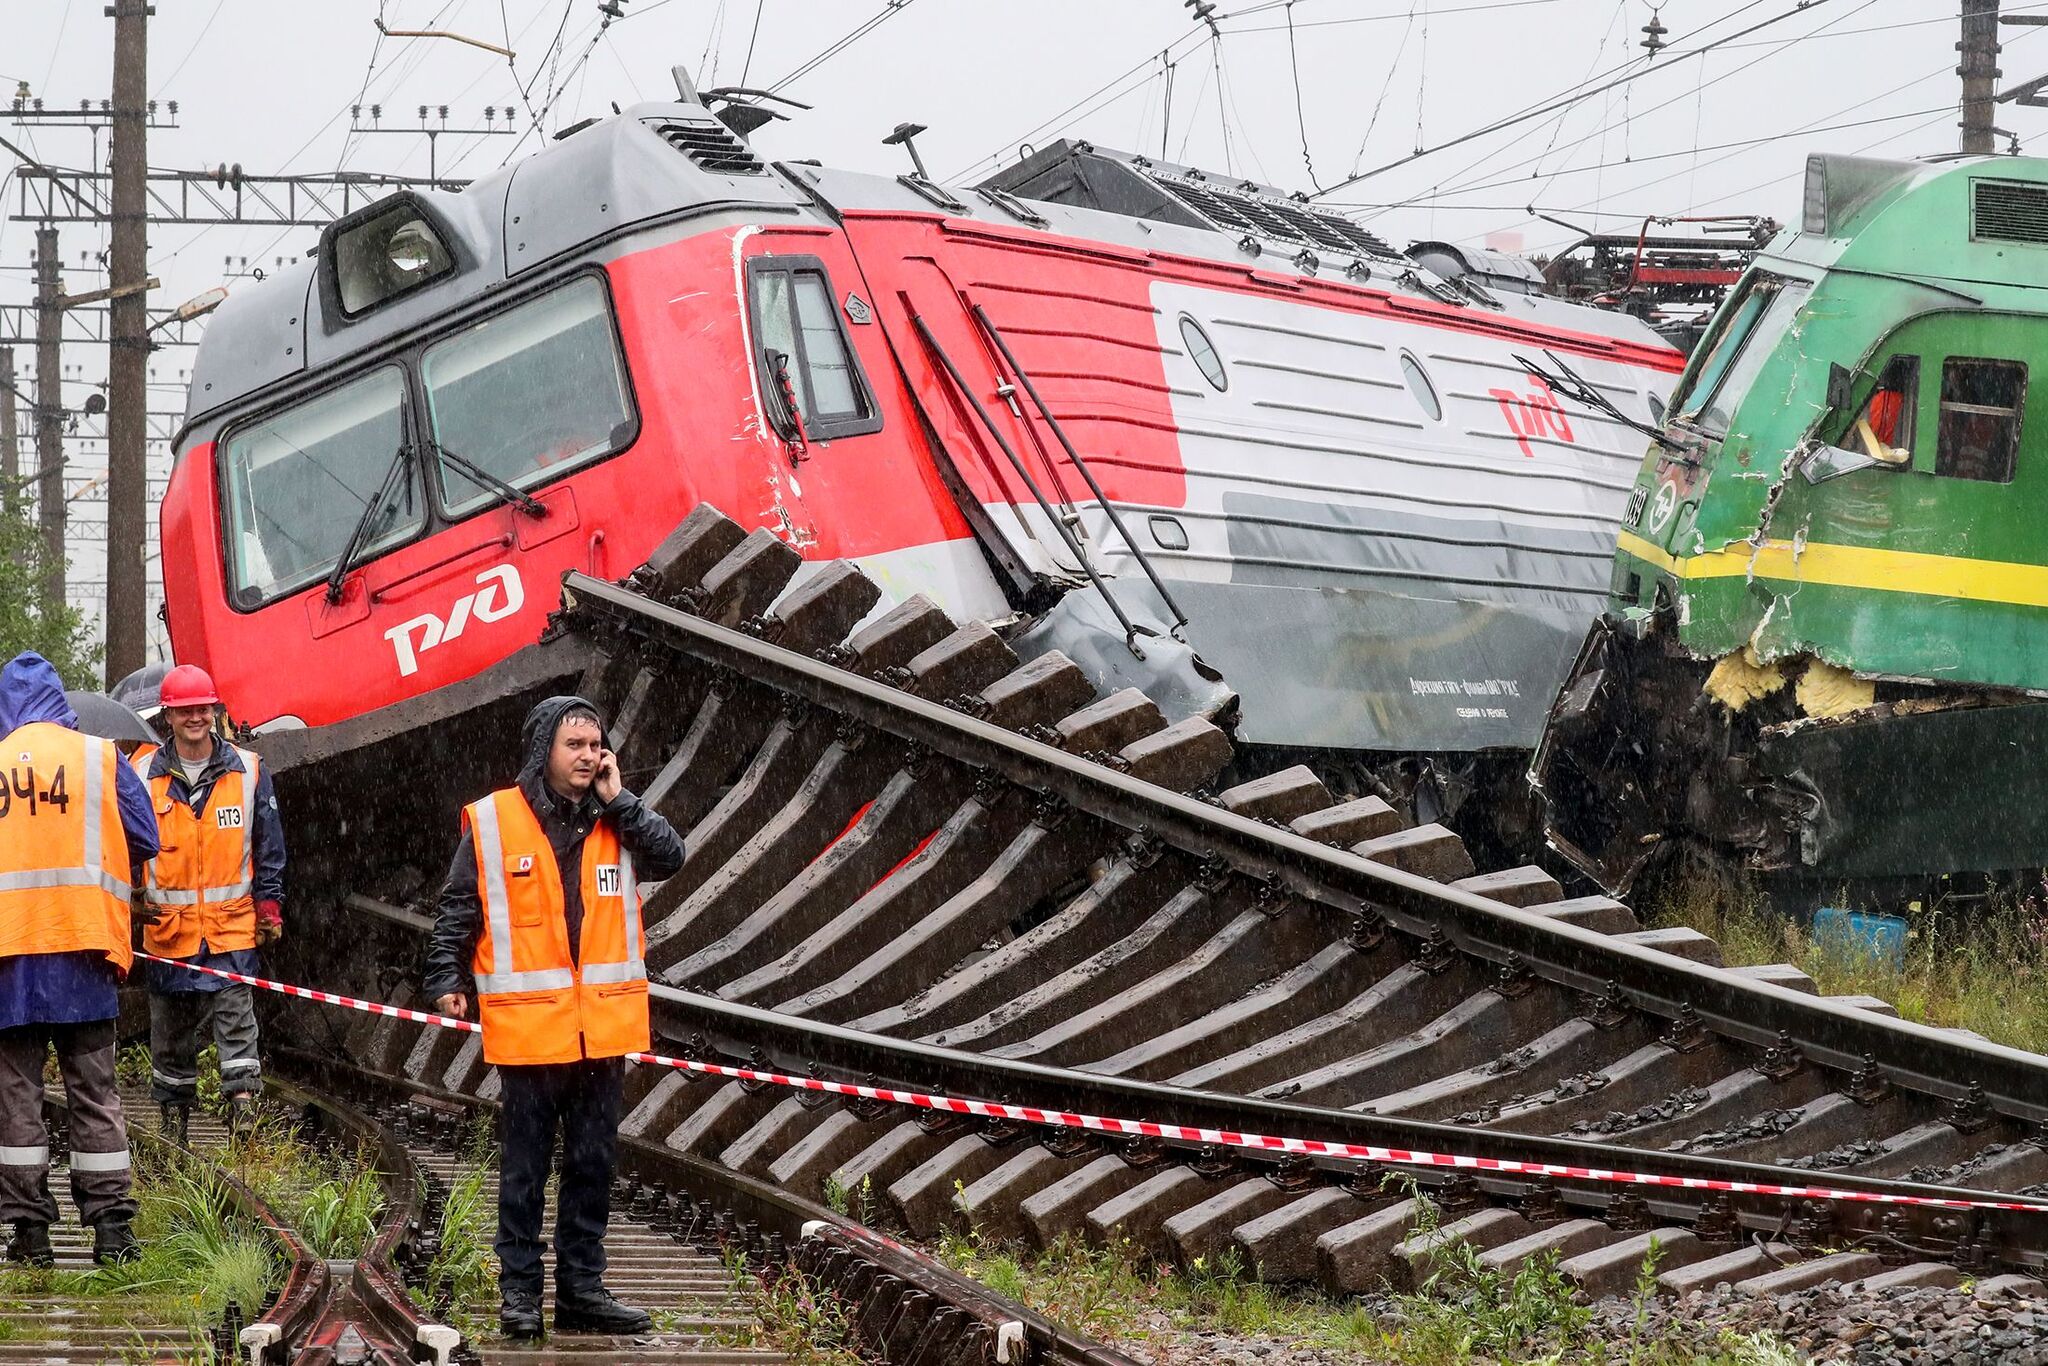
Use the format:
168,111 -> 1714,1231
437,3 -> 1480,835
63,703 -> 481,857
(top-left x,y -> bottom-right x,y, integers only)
1353,0 -> 1881,224
948,22 -> 1212,181
1283,2 -> 1322,191
1503,17 -> 2048,244
738,0 -> 769,88
153,0 -> 230,97
1348,0 -> 1422,177
767,0 -> 920,95
1327,103 -> 1950,213
1314,0 -> 1847,200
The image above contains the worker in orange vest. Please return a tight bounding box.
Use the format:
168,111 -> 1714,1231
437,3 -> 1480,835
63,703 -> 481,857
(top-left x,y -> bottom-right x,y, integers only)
135,665 -> 286,1139
0,652 -> 159,1268
423,696 -> 683,1341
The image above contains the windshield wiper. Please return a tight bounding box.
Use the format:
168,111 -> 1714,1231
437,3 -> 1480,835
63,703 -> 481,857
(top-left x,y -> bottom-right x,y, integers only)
426,439 -> 549,518
325,442 -> 415,604
1514,349 -> 1696,464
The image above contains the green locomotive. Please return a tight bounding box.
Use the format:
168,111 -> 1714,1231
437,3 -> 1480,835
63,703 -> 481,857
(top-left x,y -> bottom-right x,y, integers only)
1533,151 -> 2048,895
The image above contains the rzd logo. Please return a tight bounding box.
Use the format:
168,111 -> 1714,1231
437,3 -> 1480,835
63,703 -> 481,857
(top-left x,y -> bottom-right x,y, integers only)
384,565 -> 524,678
1487,377 -> 1576,458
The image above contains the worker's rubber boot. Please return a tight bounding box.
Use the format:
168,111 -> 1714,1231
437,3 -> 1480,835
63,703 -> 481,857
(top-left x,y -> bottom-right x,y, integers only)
499,1292 -> 544,1341
227,1094 -> 256,1138
92,1216 -> 140,1266
553,1286 -> 651,1335
160,1102 -> 190,1145
6,1220 -> 54,1268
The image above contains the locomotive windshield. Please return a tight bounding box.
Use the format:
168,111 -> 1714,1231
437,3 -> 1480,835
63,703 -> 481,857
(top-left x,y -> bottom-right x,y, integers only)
421,276 -> 634,513
1671,273 -> 1809,434
220,368 -> 417,606
216,276 -> 636,608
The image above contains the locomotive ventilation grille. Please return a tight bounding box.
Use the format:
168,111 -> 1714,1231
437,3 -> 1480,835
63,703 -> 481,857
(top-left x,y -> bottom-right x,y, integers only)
1149,172 -> 1395,258
650,119 -> 765,176
1972,177 -> 2048,245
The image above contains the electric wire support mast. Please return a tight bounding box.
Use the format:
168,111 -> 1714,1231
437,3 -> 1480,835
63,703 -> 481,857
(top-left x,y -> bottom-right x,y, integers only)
1534,151 -> 2048,900
157,81 -> 1682,936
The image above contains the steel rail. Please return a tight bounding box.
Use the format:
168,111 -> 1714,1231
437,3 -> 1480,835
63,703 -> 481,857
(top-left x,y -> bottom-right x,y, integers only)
561,569 -> 2048,1128
639,979 -> 2048,1268
226,905 -> 2048,1269
286,1050 -> 1140,1366
35,1083 -> 442,1364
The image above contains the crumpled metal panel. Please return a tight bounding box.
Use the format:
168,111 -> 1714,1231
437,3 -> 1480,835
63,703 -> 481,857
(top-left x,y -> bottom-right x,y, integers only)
1755,700 -> 2048,880
1009,583 -> 1237,730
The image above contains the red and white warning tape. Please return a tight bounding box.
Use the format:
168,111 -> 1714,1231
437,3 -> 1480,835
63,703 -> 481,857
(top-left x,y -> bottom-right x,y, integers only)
138,953 -> 2048,1216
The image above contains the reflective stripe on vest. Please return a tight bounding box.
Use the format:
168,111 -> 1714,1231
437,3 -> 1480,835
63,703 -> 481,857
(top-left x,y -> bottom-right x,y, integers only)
578,850 -> 641,985
139,746 -> 256,908
0,732 -> 131,902
469,795 -> 574,995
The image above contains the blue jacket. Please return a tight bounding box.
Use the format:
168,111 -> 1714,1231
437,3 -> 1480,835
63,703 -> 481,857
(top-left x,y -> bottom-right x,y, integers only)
0,653 -> 161,1029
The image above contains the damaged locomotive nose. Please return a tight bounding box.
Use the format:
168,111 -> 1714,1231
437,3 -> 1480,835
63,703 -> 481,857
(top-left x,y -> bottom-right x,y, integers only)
1535,150 -> 2048,896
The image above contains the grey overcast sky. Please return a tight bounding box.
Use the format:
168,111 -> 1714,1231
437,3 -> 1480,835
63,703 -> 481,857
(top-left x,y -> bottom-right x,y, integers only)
5,0 -> 2042,306
0,0 -> 2041,636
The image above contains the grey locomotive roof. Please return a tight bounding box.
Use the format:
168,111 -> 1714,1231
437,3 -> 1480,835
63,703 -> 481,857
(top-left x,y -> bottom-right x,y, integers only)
183,99 -> 818,431
184,98 -> 1667,438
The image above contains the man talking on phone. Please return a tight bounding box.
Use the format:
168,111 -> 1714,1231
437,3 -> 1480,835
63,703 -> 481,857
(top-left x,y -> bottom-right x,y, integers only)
422,696 -> 683,1341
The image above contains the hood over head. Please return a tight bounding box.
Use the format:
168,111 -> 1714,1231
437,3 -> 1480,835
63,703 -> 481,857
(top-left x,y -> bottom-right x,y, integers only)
0,653 -> 78,734
518,694 -> 610,786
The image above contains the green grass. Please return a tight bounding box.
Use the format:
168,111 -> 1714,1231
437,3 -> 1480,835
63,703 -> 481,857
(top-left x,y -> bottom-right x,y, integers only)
0,1099 -> 392,1359
214,1108 -> 385,1260
710,1245 -> 865,1365
1645,862 -> 2048,1054
408,1137 -> 499,1342
929,1181 -> 1809,1365
0,1144 -> 276,1350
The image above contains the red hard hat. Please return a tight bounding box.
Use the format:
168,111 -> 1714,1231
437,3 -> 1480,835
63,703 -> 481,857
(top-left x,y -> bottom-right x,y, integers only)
158,664 -> 220,709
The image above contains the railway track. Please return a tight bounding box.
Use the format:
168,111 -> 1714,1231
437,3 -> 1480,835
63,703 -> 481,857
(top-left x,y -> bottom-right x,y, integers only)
0,1096 -> 245,1363
4,1060 -> 1126,1363
276,508 -> 2048,1336
0,1082 -> 435,1365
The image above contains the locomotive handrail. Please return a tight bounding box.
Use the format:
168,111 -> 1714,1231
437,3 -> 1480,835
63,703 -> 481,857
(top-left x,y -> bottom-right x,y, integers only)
909,312 -> 1152,657
972,303 -> 1192,641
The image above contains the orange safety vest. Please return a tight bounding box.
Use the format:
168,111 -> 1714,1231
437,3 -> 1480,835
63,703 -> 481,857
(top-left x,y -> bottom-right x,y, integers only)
0,722 -> 134,975
466,787 -> 648,1067
135,746 -> 262,958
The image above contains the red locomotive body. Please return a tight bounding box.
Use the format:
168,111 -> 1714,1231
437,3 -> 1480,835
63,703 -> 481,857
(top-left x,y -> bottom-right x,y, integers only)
162,100 -> 1682,774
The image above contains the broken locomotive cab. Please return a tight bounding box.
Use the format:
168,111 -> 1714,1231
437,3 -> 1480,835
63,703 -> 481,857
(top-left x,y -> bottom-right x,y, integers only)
1535,151 -> 2048,893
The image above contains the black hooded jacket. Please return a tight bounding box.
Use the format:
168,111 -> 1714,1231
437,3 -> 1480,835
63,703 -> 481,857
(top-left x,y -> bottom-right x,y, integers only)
422,695 -> 685,1004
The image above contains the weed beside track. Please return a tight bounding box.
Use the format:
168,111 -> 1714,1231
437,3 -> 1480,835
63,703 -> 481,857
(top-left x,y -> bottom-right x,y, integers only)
926,1178 -> 1813,1366
1649,877 -> 2048,1055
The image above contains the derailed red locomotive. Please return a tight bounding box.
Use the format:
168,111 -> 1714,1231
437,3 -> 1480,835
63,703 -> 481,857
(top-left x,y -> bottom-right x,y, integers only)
159,87 -> 1682,897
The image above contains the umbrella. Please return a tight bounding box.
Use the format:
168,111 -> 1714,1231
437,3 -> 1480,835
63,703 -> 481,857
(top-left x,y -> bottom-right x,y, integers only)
111,661 -> 169,720
65,690 -> 159,746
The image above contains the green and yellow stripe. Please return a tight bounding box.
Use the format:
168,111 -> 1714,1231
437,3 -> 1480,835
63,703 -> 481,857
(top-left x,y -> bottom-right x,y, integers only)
1616,530 -> 2048,610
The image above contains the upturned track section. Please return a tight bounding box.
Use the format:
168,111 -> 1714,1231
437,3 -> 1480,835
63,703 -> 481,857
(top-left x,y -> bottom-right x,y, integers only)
329,506 -> 2048,1308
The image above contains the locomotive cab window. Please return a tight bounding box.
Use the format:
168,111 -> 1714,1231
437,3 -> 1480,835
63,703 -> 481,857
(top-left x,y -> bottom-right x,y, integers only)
1676,275 -> 1810,435
220,368 -> 418,607
1937,358 -> 2026,483
746,256 -> 881,441
421,275 -> 637,516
